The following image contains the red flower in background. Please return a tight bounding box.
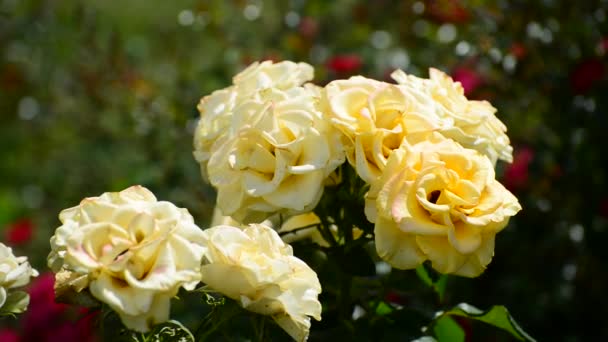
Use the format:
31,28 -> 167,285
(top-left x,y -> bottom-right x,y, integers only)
0,329 -> 19,342
327,54 -> 362,74
4,219 -> 34,246
598,38 -> 608,55
510,42 -> 527,60
298,16 -> 319,39
599,199 -> 608,219
426,0 -> 470,24
20,273 -> 98,342
570,59 -> 606,94
451,67 -> 482,96
504,147 -> 535,192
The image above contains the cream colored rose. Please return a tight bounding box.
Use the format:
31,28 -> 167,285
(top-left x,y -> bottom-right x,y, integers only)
200,224 -> 322,342
233,60 -> 314,97
207,86 -> 345,223
0,243 -> 38,312
193,61 -> 315,174
365,134 -> 521,277
47,186 -> 206,332
193,87 -> 238,171
324,76 -> 440,183
391,68 -> 513,164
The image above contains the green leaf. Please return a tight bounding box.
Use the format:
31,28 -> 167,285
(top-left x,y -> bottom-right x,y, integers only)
443,303 -> 536,342
0,291 -> 29,315
434,275 -> 448,302
433,316 -> 465,342
415,264 -> 448,301
375,301 -> 394,316
415,264 -> 433,287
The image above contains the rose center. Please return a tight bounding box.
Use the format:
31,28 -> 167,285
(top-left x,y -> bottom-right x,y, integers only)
427,190 -> 441,204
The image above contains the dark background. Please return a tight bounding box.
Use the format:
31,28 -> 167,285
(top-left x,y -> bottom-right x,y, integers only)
1,1 -> 607,341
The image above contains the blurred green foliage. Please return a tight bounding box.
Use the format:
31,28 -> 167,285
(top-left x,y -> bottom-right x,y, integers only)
1,0 -> 607,341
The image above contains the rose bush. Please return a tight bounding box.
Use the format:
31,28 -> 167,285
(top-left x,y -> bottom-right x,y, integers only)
38,60 -> 529,341
47,186 -> 206,332
200,223 -> 322,342
365,133 -> 521,276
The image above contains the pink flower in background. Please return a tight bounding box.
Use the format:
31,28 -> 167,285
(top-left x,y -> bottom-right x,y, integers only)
570,59 -> 605,94
0,329 -> 19,342
4,219 -> 34,245
327,54 -> 362,74
298,17 -> 319,39
598,38 -> 608,55
599,199 -> 608,219
504,147 -> 534,192
451,67 -> 482,95
21,273 -> 98,342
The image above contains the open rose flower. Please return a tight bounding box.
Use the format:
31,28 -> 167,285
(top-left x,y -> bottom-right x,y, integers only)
324,76 -> 440,183
47,186 -> 206,332
206,85 -> 344,223
193,61 -> 315,175
391,68 -> 513,164
200,224 -> 322,342
365,133 -> 521,277
0,242 -> 38,314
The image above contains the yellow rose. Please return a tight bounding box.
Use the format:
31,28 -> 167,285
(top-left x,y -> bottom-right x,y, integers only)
48,186 -> 206,332
0,243 -> 38,312
200,224 -> 322,342
391,68 -> 513,164
207,86 -> 345,223
233,60 -> 314,97
193,87 -> 238,172
324,76 -> 440,183
194,61 -> 315,175
365,133 -> 521,277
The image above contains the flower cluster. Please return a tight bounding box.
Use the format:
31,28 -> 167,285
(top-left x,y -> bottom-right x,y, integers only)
47,185 -> 322,341
195,60 -> 521,277
42,60 -> 521,341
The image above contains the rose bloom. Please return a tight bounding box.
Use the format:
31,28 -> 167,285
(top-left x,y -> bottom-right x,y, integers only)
206,85 -> 344,223
47,186 -> 206,332
391,68 -> 513,165
200,224 -> 322,342
0,242 -> 38,312
193,60 -> 314,174
324,76 -> 439,183
365,133 -> 521,277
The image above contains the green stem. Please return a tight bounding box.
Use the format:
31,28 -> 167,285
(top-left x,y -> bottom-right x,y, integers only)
253,315 -> 266,342
278,223 -> 320,237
